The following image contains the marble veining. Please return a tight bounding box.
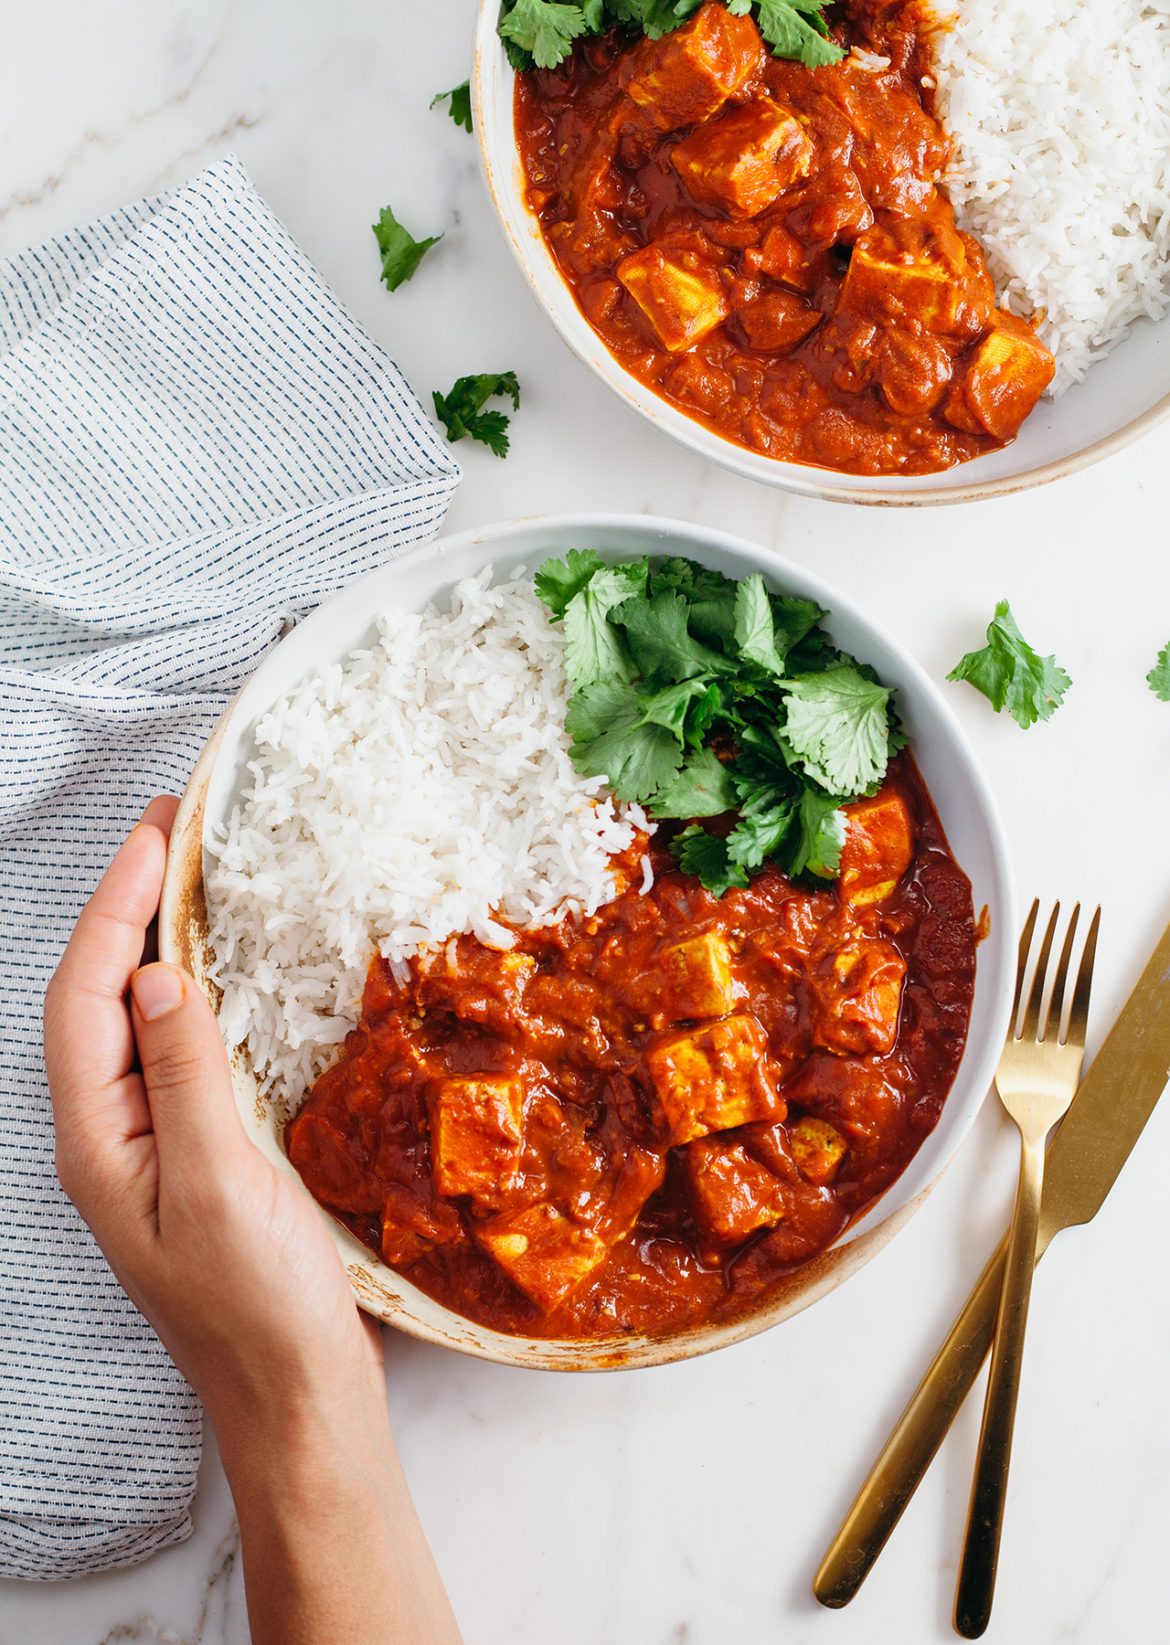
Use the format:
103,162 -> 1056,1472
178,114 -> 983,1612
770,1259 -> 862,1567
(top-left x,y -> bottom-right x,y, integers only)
1,2 -> 1168,1642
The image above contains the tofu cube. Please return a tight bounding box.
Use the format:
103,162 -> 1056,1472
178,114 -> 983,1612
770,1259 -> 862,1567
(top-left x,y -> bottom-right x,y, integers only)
645,1012 -> 784,1145
618,244 -> 730,352
660,931 -> 737,1022
789,1116 -> 847,1185
477,1202 -> 608,1314
672,100 -> 813,219
945,312 -> 1055,441
839,790 -> 915,907
429,1076 -> 523,1204
811,940 -> 906,1057
621,3 -> 764,134
841,220 -> 993,340
685,1135 -> 789,1244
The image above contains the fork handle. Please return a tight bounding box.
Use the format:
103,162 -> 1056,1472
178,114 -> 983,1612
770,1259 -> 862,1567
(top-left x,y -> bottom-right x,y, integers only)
954,1134 -> 1046,1637
814,1239 -> 1010,1607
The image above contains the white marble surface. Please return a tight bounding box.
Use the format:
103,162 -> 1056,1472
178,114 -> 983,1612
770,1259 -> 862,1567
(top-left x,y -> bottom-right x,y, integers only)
2,2 -> 1169,1640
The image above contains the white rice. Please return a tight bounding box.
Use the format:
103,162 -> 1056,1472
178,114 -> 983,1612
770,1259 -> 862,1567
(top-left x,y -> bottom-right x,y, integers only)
206,568 -> 650,1098
933,0 -> 1170,394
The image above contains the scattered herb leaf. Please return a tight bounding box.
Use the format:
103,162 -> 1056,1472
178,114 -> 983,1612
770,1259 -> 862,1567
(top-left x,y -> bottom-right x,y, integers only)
947,600 -> 1071,729
431,80 -> 473,132
432,372 -> 521,457
790,788 -> 847,878
1148,643 -> 1170,703
372,205 -> 442,293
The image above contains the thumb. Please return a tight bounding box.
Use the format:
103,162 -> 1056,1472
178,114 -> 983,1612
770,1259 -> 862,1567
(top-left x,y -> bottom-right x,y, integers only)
130,963 -> 250,1168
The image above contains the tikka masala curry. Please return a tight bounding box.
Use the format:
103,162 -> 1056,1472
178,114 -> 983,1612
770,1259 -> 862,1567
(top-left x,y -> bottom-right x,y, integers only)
288,753 -> 976,1340
513,1 -> 1054,476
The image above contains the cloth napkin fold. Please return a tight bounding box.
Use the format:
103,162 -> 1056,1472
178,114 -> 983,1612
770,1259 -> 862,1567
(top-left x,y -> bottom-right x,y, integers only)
0,154 -> 460,1580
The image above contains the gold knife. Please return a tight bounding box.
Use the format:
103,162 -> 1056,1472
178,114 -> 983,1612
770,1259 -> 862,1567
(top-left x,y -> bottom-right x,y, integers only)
814,915 -> 1170,1609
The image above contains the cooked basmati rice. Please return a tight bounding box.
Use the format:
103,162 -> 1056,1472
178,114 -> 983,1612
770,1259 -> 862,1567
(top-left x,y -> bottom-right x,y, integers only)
933,0 -> 1170,394
206,568 -> 650,1099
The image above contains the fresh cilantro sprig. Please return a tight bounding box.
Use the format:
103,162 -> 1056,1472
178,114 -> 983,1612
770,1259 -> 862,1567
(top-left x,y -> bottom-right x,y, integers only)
947,601 -> 1071,729
497,0 -> 843,74
431,80 -> 473,133
536,552 -> 902,894
1148,642 -> 1170,702
432,372 -> 521,457
372,205 -> 442,293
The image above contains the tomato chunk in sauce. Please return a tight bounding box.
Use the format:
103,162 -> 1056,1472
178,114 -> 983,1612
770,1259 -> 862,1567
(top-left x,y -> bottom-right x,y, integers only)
513,1 -> 1054,477
287,753 -> 976,1340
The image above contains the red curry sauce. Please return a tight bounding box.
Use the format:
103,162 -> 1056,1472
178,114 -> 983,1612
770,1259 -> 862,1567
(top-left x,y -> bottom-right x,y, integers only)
513,1 -> 1054,477
287,752 -> 975,1340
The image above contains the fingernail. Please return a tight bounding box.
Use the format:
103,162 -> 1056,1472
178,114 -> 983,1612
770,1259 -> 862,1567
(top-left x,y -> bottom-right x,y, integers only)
131,964 -> 185,1022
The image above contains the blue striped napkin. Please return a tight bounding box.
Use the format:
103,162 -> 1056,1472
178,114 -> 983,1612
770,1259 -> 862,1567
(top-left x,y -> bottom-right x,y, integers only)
0,154 -> 460,1579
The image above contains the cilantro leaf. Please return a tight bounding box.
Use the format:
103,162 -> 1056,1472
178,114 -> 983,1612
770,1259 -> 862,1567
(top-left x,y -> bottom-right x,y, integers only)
671,826 -> 750,896
562,563 -> 646,687
637,678 -> 712,739
431,81 -> 473,132
649,746 -> 737,819
1148,643 -> 1170,703
566,679 -> 683,800
734,573 -> 787,675
749,0 -> 844,67
499,0 -> 590,68
499,1 -> 841,74
947,601 -> 1071,729
432,372 -> 521,457
789,788 -> 847,879
372,205 -> 442,292
781,666 -> 892,793
726,798 -> 795,870
535,549 -> 607,619
615,589 -> 727,684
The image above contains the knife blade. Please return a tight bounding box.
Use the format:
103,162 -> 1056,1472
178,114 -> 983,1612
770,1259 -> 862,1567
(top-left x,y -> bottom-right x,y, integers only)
814,915 -> 1170,1609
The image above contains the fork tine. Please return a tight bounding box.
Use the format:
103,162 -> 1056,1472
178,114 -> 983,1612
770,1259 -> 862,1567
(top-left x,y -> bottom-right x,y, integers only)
1012,899 -> 1040,1022
1063,905 -> 1101,1051
1019,902 -> 1060,1042
1043,903 -> 1081,1043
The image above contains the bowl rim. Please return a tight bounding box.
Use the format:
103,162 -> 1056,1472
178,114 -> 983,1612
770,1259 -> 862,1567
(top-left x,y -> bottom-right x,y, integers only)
470,3 -> 1170,508
160,510 -> 1016,1370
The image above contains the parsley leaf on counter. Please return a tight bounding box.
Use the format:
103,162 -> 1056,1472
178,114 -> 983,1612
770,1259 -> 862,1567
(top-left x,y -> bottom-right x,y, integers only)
432,372 -> 521,457
431,80 -> 473,132
1148,643 -> 1170,702
536,552 -> 901,894
947,600 -> 1071,730
372,205 -> 442,292
498,0 -> 842,73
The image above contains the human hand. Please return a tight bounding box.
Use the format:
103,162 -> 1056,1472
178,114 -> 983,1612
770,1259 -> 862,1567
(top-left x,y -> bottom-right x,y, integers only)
46,799 -> 463,1645
44,797 -> 385,1454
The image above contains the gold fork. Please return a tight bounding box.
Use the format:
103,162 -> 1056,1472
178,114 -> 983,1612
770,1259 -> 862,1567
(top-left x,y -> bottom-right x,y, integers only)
954,900 -> 1100,1638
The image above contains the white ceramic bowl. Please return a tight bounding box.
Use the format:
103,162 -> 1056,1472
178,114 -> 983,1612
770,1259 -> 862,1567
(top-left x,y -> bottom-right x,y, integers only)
161,514 -> 1015,1369
472,7 -> 1170,506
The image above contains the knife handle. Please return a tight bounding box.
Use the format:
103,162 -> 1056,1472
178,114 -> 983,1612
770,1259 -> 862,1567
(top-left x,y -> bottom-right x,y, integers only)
814,1238 -> 1010,1608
